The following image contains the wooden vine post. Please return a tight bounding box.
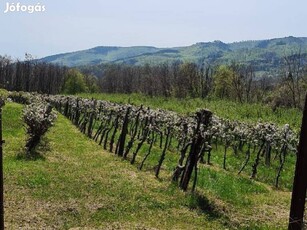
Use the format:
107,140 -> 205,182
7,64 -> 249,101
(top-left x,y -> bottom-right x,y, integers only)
0,98 -> 5,229
289,94 -> 307,230
179,109 -> 212,191
117,107 -> 130,157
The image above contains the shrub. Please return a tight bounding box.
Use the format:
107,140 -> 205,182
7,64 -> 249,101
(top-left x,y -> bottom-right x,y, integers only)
0,88 -> 8,107
0,88 -> 8,98
23,102 -> 57,157
62,69 -> 88,95
8,91 -> 31,104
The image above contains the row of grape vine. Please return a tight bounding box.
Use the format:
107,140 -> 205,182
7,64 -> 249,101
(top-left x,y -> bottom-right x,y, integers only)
9,92 -> 298,190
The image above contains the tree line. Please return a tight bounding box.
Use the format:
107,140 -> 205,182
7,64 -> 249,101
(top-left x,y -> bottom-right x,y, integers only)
87,62 -> 260,100
0,54 -> 98,95
1,52 -> 306,109
84,53 -> 307,109
0,54 -> 66,94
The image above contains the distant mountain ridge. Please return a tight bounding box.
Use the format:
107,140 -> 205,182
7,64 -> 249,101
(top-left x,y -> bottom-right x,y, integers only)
40,36 -> 307,76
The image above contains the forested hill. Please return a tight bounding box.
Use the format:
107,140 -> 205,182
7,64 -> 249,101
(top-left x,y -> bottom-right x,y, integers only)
41,36 -> 307,75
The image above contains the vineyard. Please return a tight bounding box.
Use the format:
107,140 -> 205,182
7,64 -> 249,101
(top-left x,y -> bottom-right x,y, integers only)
10,92 -> 298,191
2,0 -> 307,227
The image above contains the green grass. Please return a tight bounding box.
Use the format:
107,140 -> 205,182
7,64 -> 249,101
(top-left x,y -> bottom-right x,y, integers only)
3,102 -> 292,229
3,103 -> 224,229
79,93 -> 302,130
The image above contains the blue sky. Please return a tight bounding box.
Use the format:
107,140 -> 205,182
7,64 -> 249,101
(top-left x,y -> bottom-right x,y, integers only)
1,0 -> 307,59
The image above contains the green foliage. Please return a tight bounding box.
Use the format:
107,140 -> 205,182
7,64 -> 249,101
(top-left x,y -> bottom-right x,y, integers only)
0,88 -> 8,107
0,88 -> 8,99
84,74 -> 99,93
213,65 -> 233,99
62,69 -> 88,94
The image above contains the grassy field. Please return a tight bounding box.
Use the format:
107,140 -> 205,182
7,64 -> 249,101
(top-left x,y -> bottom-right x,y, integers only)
2,101 -> 293,229
78,93 -> 302,131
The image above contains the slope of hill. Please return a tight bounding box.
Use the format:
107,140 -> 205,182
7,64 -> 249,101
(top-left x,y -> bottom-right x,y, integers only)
40,36 -> 307,76
4,103 -> 225,229
42,46 -> 161,66
4,102 -> 292,229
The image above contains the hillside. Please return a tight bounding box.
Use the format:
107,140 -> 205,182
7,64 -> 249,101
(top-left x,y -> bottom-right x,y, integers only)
4,99 -> 294,229
40,36 -> 307,76
41,46 -> 161,66
4,103 -> 225,229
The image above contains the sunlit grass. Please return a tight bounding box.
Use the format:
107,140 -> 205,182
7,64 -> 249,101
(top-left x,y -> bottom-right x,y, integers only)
3,102 -> 291,229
